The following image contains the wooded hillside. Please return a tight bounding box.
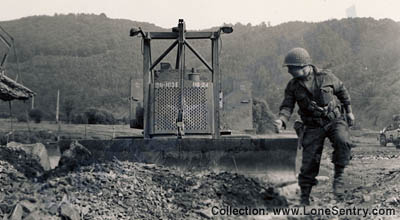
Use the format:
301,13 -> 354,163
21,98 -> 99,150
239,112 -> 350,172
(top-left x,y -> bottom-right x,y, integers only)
0,14 -> 399,128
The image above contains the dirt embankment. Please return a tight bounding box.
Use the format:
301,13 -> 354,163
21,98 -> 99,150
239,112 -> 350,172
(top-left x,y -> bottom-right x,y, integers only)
0,142 -> 288,220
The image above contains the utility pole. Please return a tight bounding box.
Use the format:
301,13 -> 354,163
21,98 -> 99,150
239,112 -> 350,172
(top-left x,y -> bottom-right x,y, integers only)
56,89 -> 60,123
56,89 -> 60,141
31,96 -> 34,109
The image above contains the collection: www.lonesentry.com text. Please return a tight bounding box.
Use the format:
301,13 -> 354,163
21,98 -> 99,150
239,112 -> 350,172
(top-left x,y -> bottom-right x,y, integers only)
211,206 -> 396,218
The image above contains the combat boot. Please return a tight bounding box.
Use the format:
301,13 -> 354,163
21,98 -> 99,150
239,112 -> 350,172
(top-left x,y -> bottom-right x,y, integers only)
333,165 -> 345,201
300,186 -> 312,205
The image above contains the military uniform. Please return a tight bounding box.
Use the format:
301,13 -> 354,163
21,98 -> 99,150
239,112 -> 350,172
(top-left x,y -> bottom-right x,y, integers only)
278,66 -> 352,200
275,47 -> 354,204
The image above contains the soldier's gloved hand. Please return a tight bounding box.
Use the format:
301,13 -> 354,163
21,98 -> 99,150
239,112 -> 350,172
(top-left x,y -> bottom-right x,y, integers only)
346,112 -> 355,127
273,119 -> 283,133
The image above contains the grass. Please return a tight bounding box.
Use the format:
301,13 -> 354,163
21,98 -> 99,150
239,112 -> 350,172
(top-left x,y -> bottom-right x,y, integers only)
0,118 -> 381,146
0,118 -> 142,144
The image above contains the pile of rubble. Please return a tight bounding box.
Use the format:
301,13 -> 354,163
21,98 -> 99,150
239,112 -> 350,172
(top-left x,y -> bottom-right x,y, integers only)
0,142 -> 288,220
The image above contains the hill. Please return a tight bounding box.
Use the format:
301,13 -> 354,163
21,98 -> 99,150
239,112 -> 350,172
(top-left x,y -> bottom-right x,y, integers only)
0,14 -> 399,128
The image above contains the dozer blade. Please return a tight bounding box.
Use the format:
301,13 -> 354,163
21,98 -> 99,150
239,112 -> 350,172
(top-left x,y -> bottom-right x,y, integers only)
57,136 -> 298,184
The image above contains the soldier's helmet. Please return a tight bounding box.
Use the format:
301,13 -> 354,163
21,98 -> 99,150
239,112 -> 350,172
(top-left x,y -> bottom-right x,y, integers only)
283,47 -> 312,67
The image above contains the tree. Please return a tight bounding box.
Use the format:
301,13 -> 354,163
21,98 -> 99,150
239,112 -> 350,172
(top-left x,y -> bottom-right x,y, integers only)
63,98 -> 75,123
29,109 -> 43,123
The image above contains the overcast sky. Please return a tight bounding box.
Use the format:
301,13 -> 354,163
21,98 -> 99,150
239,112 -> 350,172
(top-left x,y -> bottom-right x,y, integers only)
1,0 -> 399,29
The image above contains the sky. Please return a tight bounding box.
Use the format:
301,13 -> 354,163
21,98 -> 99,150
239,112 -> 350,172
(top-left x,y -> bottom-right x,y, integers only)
1,0 -> 399,29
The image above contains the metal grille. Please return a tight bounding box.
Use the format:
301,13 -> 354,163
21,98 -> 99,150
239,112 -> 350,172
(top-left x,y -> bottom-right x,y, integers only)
154,87 -> 209,133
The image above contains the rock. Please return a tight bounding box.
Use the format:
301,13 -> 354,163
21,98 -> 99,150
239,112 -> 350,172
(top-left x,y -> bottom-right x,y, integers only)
316,176 -> 329,182
7,142 -> 51,171
59,201 -> 80,220
23,210 -> 50,220
81,206 -> 90,216
362,195 -> 372,202
386,197 -> 399,205
20,197 -> 37,203
194,209 -> 212,219
0,142 -> 51,178
0,203 -> 12,215
58,141 -> 92,171
47,203 -> 58,215
9,203 -> 23,220
19,200 -> 36,213
277,183 -> 299,198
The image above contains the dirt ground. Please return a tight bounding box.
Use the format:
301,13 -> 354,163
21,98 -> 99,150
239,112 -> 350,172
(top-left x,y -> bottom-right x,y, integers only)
303,131 -> 400,220
0,129 -> 399,219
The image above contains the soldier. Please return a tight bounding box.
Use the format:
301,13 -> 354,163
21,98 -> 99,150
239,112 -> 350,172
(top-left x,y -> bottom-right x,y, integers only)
273,48 -> 355,205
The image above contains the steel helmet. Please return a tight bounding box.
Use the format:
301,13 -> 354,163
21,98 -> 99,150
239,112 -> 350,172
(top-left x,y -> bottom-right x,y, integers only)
283,47 -> 312,67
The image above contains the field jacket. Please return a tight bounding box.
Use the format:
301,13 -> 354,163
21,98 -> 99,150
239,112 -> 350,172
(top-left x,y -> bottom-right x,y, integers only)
278,66 -> 351,127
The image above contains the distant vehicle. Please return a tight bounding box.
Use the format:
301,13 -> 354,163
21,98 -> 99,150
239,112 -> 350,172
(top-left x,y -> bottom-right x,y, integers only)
379,115 -> 400,148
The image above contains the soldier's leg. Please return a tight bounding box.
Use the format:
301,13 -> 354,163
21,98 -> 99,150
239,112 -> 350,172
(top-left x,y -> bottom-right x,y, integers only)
327,119 -> 352,200
298,126 -> 326,205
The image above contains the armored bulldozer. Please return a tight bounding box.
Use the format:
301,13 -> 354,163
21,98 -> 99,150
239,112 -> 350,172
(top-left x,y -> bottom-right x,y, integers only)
57,19 -> 299,185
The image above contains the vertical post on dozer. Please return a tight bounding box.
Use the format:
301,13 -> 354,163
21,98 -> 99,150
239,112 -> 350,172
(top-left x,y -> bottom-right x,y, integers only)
176,19 -> 186,138
212,35 -> 220,138
129,77 -> 133,127
143,38 -> 151,139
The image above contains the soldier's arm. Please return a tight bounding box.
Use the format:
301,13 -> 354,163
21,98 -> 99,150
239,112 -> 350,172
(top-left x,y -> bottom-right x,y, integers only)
278,82 -> 296,128
332,74 -> 352,113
